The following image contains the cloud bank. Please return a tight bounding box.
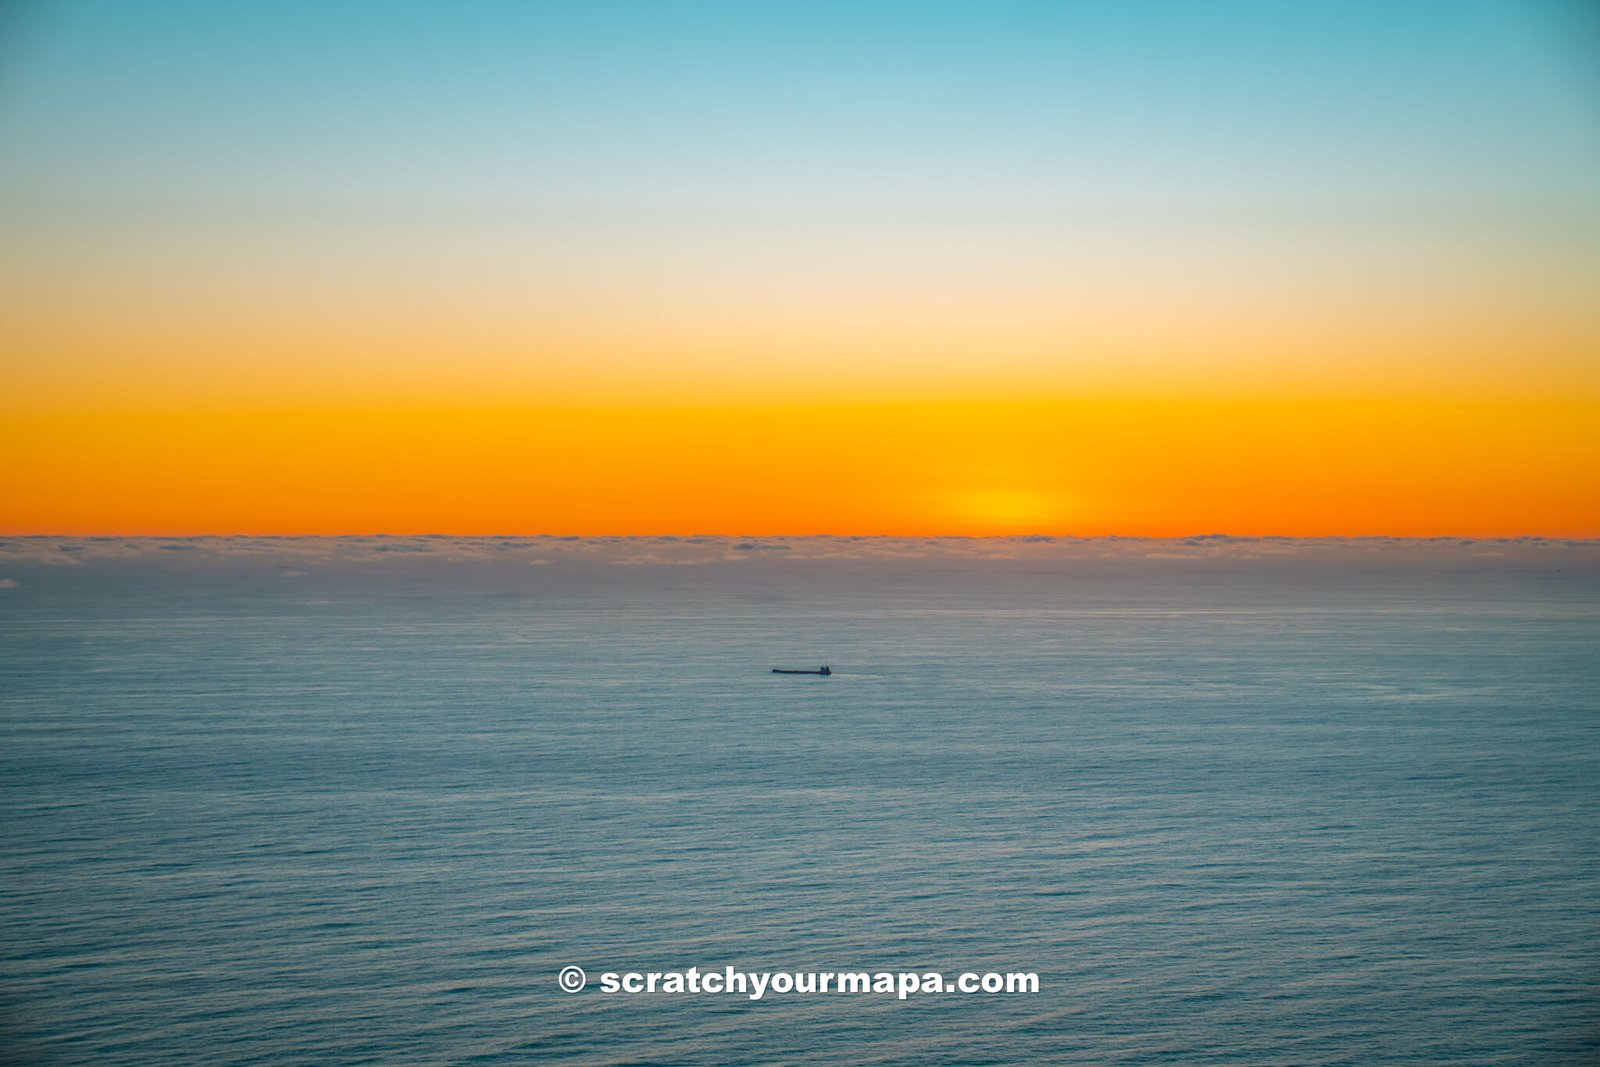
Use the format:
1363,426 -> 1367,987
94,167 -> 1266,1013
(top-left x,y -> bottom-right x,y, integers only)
1,534 -> 1594,571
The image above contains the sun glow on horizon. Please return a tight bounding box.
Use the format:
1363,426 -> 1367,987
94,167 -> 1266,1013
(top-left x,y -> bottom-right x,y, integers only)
2,397 -> 1595,537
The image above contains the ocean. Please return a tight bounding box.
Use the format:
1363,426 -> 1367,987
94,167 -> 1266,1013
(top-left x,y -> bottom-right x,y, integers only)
2,536 -> 1597,1064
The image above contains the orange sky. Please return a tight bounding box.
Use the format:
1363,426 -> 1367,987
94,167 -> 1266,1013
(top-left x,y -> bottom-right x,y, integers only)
4,398 -> 1595,536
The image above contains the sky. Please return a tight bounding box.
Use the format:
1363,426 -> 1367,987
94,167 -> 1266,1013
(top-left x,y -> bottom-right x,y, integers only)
2,0 -> 1597,535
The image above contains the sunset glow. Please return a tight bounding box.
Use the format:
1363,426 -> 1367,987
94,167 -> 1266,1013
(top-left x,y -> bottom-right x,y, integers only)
3,398 -> 1593,536
2,1 -> 1596,535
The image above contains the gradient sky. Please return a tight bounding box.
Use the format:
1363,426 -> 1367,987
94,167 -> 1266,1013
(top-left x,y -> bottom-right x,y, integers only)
2,1 -> 1597,534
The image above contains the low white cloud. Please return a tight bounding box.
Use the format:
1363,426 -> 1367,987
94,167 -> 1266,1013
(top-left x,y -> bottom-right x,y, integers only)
0,535 -> 1594,573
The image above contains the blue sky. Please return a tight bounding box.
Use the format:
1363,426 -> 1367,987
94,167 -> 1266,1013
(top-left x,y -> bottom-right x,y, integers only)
4,0 -> 1596,221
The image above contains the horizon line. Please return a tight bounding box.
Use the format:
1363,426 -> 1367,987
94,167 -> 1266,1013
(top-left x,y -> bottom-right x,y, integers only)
5,532 -> 1598,543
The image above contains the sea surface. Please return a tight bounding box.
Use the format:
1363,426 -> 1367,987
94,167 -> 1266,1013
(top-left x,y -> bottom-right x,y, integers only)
2,537 -> 1597,1064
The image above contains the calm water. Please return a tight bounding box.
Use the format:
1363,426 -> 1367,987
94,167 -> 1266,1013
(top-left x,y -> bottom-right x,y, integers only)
2,539 -> 1598,1064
